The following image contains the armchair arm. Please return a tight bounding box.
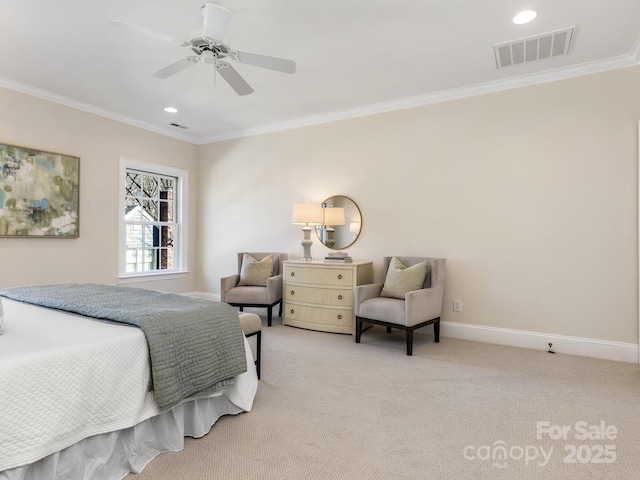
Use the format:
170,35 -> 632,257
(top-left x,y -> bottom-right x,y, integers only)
354,282 -> 384,315
220,274 -> 240,302
265,274 -> 284,304
405,287 -> 444,327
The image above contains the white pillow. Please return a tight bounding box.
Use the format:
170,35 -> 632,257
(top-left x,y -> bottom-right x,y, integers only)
238,254 -> 274,286
0,297 -> 4,334
380,257 -> 428,299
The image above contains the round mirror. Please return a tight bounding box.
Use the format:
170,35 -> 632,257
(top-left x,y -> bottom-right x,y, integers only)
315,195 -> 362,250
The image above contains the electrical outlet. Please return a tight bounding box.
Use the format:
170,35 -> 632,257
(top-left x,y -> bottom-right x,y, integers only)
453,299 -> 462,312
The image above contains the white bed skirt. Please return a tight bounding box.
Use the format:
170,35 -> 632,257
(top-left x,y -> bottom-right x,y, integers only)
1,393 -> 244,480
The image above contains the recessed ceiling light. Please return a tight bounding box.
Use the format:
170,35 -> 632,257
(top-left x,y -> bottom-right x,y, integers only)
164,107 -> 178,113
513,10 -> 537,24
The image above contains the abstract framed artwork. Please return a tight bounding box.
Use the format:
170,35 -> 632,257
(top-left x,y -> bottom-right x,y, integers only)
0,143 -> 79,237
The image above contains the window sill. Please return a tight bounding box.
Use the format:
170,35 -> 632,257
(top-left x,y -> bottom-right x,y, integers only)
118,271 -> 189,284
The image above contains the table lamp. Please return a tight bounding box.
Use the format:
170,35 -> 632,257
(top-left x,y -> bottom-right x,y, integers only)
292,202 -> 323,261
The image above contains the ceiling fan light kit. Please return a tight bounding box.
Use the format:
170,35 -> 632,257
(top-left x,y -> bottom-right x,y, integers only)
109,2 -> 295,96
202,3 -> 232,44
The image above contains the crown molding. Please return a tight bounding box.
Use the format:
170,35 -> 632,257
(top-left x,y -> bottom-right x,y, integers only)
2,46 -> 639,147
0,77 -> 200,144
200,51 -> 640,144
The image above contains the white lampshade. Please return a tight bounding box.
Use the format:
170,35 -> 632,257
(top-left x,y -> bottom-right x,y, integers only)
322,207 -> 346,226
202,3 -> 232,43
292,202 -> 323,225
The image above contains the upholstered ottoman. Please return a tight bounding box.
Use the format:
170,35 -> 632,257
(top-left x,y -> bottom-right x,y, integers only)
239,313 -> 262,379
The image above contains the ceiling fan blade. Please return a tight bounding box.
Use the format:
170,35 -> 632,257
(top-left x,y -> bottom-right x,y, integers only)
152,57 -> 199,79
234,50 -> 296,74
216,61 -> 254,96
109,20 -> 189,46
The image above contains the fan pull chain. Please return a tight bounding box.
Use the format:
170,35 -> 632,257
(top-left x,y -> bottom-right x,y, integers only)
213,61 -> 217,87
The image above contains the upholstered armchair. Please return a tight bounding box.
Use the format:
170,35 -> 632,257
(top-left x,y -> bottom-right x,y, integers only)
221,252 -> 288,326
355,257 -> 446,355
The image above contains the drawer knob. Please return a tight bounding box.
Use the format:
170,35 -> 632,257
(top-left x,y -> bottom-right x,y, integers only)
337,314 -> 342,320
290,272 -> 295,276
337,274 -> 343,280
290,309 -> 295,314
291,290 -> 295,295
338,295 -> 343,300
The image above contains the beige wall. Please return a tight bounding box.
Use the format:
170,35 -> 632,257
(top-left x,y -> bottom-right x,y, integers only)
2,67 -> 638,345
0,88 -> 199,293
198,66 -> 640,344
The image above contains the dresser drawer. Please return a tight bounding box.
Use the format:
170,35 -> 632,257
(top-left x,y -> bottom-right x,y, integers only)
284,285 -> 353,307
285,265 -> 353,287
282,260 -> 373,335
284,303 -> 352,328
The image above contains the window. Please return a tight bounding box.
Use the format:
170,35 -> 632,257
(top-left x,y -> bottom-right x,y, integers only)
119,158 -> 188,281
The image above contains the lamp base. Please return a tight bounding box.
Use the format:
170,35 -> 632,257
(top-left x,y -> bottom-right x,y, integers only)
301,226 -> 314,261
325,227 -> 336,249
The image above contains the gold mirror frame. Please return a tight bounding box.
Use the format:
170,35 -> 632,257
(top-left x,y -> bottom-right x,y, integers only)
315,195 -> 362,250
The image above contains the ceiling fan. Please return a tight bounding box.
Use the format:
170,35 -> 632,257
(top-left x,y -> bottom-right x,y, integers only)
109,3 -> 296,96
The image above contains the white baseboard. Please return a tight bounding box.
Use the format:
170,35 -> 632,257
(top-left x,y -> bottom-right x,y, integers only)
439,321 -> 639,364
185,292 -> 639,364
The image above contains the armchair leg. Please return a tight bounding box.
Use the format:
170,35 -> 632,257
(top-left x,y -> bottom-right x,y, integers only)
386,326 -> 392,334
406,328 -> 414,356
355,316 -> 439,355
239,306 -> 244,312
278,301 -> 283,317
255,330 -> 261,379
267,306 -> 273,327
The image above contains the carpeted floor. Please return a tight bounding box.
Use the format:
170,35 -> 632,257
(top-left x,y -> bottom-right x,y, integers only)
127,313 -> 640,479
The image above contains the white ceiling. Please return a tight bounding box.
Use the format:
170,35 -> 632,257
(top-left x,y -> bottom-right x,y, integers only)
1,1 -> 639,144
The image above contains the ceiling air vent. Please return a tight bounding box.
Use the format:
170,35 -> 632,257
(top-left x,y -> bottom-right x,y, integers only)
169,123 -> 188,129
494,27 -> 574,69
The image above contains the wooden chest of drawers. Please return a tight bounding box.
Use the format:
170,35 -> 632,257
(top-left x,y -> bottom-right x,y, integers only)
282,260 -> 373,335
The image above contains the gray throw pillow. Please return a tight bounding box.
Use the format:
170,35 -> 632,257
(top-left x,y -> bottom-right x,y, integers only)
238,254 -> 274,286
380,257 -> 428,299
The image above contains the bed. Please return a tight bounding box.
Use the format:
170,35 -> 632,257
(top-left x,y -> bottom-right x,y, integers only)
0,285 -> 259,480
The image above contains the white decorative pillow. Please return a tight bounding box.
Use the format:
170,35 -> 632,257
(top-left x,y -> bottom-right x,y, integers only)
238,254 -> 274,286
380,257 -> 429,300
0,297 -> 4,334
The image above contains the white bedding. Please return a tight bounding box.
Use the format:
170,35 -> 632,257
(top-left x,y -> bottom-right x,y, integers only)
0,297 -> 258,473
